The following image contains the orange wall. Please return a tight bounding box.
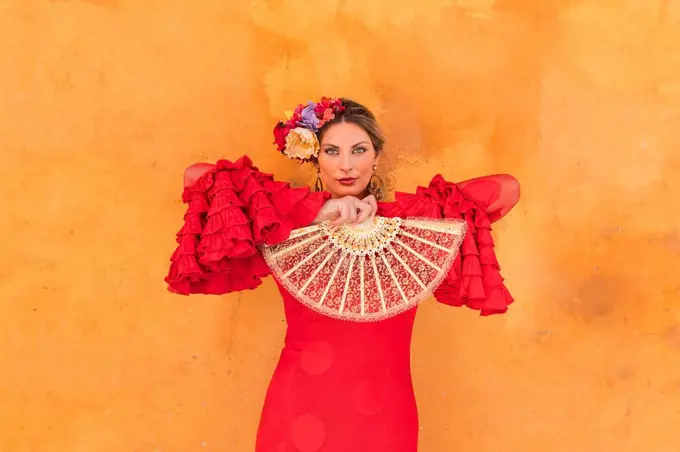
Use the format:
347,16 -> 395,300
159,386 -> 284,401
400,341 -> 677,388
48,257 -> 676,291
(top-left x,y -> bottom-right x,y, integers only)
2,1 -> 680,451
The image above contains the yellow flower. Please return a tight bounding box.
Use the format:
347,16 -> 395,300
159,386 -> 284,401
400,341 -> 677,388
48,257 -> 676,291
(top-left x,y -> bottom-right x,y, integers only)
284,127 -> 320,160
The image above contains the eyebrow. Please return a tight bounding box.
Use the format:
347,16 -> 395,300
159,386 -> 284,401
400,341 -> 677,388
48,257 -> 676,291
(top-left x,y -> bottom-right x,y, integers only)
321,141 -> 370,149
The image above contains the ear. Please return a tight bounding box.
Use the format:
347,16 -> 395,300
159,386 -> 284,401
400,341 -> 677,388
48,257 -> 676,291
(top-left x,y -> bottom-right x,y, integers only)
374,152 -> 381,167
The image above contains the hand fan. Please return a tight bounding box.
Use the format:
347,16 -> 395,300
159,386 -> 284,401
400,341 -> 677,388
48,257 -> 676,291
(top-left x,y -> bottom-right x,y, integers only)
260,216 -> 467,322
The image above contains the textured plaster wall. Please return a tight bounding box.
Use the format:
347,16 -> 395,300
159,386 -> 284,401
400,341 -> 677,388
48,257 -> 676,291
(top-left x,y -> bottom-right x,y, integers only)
1,0 -> 680,451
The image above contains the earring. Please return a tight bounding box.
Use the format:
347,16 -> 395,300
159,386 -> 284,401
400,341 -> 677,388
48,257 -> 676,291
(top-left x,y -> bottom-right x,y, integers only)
367,164 -> 385,201
314,171 -> 324,192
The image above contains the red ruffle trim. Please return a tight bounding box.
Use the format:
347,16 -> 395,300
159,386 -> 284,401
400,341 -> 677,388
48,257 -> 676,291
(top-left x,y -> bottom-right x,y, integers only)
165,156 -> 330,295
380,175 -> 514,316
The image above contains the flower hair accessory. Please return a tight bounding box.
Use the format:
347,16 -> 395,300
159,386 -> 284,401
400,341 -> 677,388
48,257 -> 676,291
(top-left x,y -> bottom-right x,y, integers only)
273,97 -> 346,162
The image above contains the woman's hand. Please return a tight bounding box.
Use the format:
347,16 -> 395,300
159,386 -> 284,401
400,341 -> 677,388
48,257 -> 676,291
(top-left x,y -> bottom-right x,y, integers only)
313,195 -> 378,226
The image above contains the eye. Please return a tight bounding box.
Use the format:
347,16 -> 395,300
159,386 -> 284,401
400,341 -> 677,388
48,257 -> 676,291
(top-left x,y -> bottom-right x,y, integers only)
352,147 -> 367,154
323,148 -> 339,155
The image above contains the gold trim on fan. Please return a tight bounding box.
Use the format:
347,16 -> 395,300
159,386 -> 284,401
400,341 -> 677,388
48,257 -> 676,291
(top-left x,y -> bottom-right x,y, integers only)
261,216 -> 467,322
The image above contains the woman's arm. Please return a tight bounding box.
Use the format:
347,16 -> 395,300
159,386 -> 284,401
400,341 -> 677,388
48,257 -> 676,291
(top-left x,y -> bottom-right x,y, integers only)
183,162 -> 216,189
456,174 -> 520,223
166,157 -> 329,295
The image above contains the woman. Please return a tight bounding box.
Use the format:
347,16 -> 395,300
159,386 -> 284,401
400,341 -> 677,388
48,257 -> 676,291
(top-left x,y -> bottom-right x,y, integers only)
166,98 -> 520,451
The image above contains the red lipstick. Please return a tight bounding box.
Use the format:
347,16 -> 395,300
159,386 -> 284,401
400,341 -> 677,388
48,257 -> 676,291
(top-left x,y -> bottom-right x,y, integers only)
338,177 -> 357,186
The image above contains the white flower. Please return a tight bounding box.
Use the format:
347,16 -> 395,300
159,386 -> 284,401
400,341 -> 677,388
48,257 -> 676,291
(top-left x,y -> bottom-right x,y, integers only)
284,127 -> 320,160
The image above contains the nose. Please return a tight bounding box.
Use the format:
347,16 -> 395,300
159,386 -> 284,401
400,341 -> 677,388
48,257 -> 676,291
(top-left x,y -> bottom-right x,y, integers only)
339,152 -> 353,173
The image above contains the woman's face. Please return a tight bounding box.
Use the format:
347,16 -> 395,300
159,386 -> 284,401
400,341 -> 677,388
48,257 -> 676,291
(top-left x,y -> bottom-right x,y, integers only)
317,121 -> 379,199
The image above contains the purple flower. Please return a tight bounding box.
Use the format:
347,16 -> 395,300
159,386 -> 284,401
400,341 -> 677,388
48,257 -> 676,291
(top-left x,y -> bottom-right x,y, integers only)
298,102 -> 320,132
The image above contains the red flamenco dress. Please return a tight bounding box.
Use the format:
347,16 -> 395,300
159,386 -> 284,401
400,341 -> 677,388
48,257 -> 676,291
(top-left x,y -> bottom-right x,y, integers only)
165,156 -> 520,452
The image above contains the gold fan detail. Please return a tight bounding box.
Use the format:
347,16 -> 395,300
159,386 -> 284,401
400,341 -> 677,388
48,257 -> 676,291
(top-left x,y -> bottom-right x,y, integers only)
261,216 -> 467,322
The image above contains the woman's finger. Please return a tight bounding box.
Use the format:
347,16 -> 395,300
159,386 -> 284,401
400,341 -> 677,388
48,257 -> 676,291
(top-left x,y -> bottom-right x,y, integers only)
355,200 -> 372,224
331,202 -> 349,226
347,198 -> 359,224
362,195 -> 378,220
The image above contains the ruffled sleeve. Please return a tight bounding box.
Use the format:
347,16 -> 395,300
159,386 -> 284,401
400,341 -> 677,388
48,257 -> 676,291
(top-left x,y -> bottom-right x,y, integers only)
165,156 -> 330,295
379,173 -> 520,315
